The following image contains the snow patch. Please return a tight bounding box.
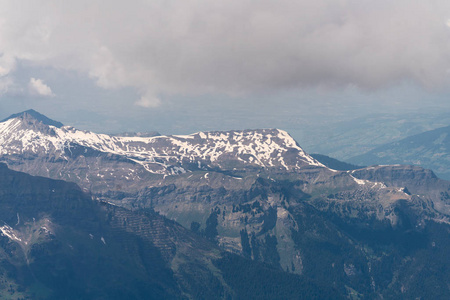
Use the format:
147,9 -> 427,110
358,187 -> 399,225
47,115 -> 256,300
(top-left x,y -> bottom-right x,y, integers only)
350,175 -> 367,185
0,224 -> 22,242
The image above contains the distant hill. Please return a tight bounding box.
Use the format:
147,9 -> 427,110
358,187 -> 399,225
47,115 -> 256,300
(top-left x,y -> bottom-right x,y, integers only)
349,124 -> 450,180
296,112 -> 450,160
310,153 -> 363,171
112,131 -> 161,137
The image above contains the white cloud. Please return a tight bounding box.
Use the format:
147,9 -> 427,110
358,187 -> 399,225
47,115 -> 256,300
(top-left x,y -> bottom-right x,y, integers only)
1,0 -> 450,106
28,77 -> 54,97
134,94 -> 161,108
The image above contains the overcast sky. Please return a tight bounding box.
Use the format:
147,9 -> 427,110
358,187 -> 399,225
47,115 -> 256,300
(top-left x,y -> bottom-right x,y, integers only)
1,0 -> 450,140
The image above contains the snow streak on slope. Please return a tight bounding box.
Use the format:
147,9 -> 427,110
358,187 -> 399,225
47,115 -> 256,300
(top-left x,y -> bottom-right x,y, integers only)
0,116 -> 324,175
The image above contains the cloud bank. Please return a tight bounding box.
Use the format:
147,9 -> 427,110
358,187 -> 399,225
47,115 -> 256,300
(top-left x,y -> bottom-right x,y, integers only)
1,0 -> 450,106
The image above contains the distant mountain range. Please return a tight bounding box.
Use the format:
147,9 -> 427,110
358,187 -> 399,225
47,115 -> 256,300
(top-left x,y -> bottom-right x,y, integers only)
296,112 -> 450,160
349,124 -> 450,180
0,110 -> 450,298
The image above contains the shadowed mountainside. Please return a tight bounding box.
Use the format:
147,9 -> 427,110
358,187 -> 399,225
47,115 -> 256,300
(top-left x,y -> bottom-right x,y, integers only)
0,163 -> 339,299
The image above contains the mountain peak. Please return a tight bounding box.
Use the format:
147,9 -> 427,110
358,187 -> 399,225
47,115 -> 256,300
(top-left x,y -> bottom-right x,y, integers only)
1,109 -> 63,128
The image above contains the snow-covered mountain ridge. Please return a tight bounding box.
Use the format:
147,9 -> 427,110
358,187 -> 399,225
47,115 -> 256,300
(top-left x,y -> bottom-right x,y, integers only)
0,111 -> 324,175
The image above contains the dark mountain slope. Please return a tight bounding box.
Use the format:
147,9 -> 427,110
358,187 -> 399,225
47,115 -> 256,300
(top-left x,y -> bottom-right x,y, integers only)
0,163 -> 186,299
310,153 -> 363,171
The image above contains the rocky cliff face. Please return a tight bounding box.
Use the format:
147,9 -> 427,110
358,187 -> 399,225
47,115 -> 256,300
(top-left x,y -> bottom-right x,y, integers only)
351,165 -> 450,216
0,163 -> 341,299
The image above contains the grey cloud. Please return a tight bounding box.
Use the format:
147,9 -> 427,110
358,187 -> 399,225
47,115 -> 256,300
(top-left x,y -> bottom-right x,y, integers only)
1,0 -> 450,105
